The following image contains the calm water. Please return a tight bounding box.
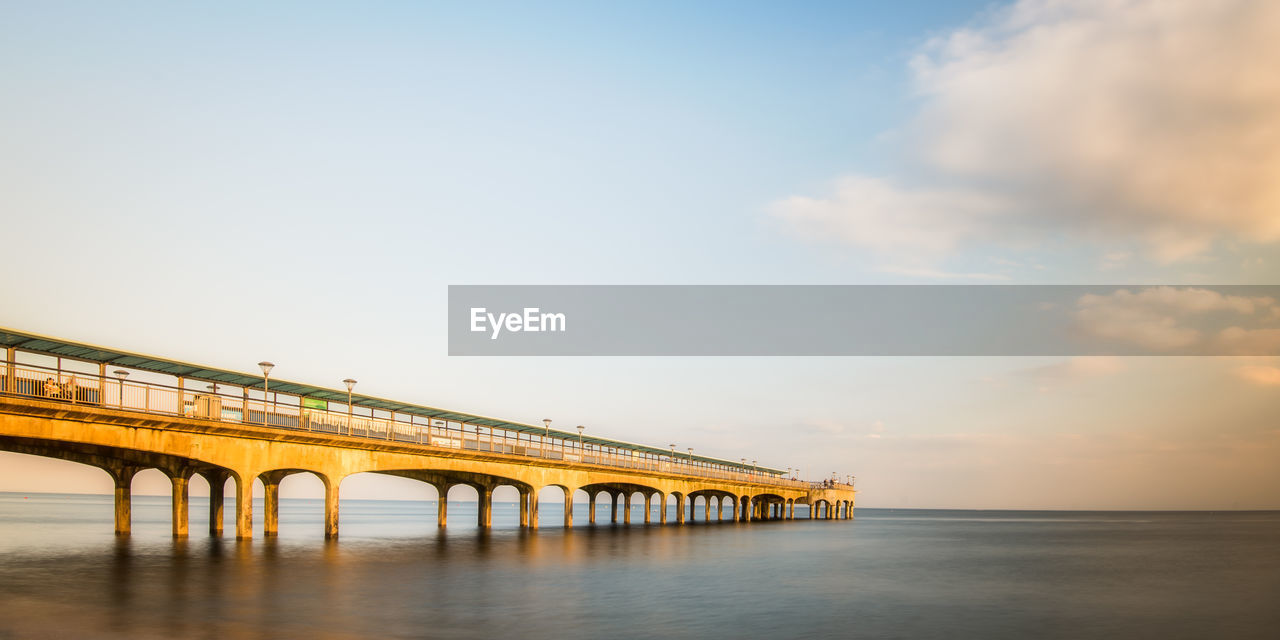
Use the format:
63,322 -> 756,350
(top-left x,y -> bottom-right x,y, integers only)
1,493 -> 1277,639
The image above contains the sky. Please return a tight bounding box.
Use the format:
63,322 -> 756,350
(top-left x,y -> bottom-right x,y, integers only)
1,0 -> 1278,509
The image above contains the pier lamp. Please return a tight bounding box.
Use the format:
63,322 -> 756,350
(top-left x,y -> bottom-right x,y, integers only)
688,447 -> 694,468
258,362 -> 274,421
543,418 -> 551,449
577,425 -> 585,450
113,369 -> 129,405
343,379 -> 357,430
753,460 -> 757,476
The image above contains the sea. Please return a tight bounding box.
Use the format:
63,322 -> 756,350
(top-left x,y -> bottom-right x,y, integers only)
1,492 -> 1277,639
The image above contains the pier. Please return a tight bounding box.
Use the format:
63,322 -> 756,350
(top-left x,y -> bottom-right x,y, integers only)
0,327 -> 855,538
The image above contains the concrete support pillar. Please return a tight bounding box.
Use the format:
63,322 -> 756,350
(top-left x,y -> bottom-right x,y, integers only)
610,492 -> 619,524
809,502 -> 815,519
437,485 -> 449,528
170,472 -> 191,538
589,493 -> 597,525
261,470 -> 289,537
477,487 -> 492,528
207,470 -> 229,536
564,490 -> 574,528
109,465 -> 139,536
788,500 -> 795,520
676,495 -> 685,524
235,473 -> 253,539
659,493 -> 668,524
323,479 -> 339,539
623,493 -> 632,525
731,496 -> 739,522
529,491 -> 539,530
743,498 -> 752,523
643,494 -> 652,524
263,479 -> 280,536
716,497 -> 723,522
519,490 -> 530,527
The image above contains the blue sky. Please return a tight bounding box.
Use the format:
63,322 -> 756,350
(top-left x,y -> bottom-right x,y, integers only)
2,0 -> 1278,508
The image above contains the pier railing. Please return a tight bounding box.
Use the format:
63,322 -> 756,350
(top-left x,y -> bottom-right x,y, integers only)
1,359 -> 809,489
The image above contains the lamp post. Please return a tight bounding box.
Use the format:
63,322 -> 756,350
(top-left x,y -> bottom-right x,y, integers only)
543,418 -> 551,453
112,370 -> 128,406
577,425 -> 585,452
669,444 -> 676,471
752,460 -> 757,476
258,361 -> 274,424
343,378 -> 357,434
688,448 -> 694,471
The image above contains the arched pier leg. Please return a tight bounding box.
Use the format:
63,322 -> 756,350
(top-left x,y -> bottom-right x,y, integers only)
563,489 -> 574,528
643,493 -> 652,524
108,464 -> 139,536
623,493 -> 632,525
261,470 -> 290,537
529,491 -> 539,529
676,495 -> 685,524
206,469 -> 229,536
731,496 -> 739,523
610,492 -> 619,524
589,493 -> 597,525
477,487 -> 493,528
436,484 -> 449,528
234,472 -> 253,539
659,493 -> 668,524
519,489 -> 530,527
169,469 -> 192,538
323,478 -> 340,539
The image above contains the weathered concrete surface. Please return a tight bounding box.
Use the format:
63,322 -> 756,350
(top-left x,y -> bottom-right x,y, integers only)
0,395 -> 855,537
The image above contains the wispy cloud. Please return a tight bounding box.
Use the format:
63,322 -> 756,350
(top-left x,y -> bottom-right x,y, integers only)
1073,286 -> 1280,353
1235,365 -> 1280,387
773,0 -> 1280,266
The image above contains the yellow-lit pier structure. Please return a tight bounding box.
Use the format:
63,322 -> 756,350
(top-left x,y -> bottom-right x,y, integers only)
0,327 -> 855,538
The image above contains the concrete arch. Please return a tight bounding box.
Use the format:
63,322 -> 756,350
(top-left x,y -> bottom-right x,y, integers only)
580,481 -> 660,526
377,469 -> 536,529
0,435 -> 236,537
537,484 -> 575,528
258,468 -> 337,538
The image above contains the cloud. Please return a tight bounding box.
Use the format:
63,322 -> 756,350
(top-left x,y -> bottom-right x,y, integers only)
774,0 -> 1280,265
875,264 -> 1010,281
1235,365 -> 1280,387
1072,286 -> 1280,353
1025,356 -> 1127,382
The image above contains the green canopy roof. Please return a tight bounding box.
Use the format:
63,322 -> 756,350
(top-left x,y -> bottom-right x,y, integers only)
1,326 -> 784,474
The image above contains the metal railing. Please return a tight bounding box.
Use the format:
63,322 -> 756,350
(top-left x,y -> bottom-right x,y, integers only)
1,358 -> 812,489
